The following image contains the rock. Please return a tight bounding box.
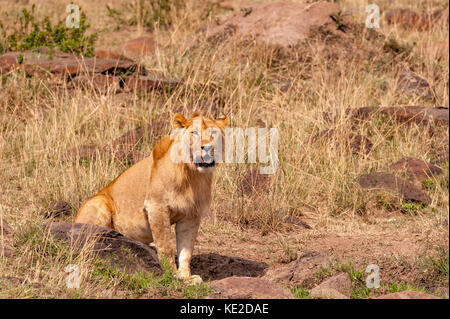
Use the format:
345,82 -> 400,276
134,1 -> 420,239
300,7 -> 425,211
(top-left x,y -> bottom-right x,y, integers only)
311,288 -> 349,299
71,74 -> 121,94
311,273 -> 352,299
315,129 -> 373,155
348,106 -> 449,126
0,50 -> 138,77
358,172 -> 432,204
95,50 -> 133,61
397,72 -> 433,101
44,201 -> 73,218
0,219 -> 13,257
125,75 -> 181,92
433,286 -> 449,298
190,253 -> 268,281
385,9 -> 446,31
416,41 -> 449,60
60,145 -> 102,163
263,251 -> 330,287
110,126 -> 147,153
206,1 -> 350,47
238,168 -> 271,196
283,216 -> 312,229
207,276 -> 294,299
376,291 -> 440,299
44,222 -> 163,274
389,157 -> 442,182
0,218 -> 12,235
118,36 -> 156,59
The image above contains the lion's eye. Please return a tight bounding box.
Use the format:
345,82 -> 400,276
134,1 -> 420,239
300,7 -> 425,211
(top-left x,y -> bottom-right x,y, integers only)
192,131 -> 199,136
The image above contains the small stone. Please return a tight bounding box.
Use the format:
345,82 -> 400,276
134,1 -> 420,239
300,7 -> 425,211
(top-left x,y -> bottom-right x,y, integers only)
60,145 -> 102,163
311,273 -> 352,298
397,72 -> 433,101
44,201 -> 73,218
263,251 -> 330,287
238,168 -> 271,196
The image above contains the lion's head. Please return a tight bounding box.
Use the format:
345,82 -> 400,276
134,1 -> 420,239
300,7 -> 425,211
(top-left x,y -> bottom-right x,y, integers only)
170,112 -> 229,173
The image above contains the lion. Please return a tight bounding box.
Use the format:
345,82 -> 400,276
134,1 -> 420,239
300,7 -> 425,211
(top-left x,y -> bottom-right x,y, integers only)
75,112 -> 229,284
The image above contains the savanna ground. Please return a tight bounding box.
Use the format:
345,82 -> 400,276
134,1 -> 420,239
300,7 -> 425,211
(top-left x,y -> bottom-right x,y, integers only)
0,0 -> 448,298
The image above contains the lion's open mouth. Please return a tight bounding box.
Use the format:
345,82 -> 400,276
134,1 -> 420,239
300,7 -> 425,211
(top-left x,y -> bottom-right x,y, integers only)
196,160 -> 216,168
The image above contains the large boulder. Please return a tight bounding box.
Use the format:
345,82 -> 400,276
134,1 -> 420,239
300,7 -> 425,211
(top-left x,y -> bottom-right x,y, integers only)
0,50 -> 138,77
44,222 -> 163,274
207,276 -> 294,299
205,1 -> 350,47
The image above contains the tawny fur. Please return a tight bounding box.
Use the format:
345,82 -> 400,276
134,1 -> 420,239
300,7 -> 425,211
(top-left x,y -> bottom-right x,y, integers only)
75,113 -> 228,283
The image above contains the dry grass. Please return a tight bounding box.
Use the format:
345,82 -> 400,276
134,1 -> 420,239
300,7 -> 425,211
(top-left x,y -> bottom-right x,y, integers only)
0,0 -> 448,298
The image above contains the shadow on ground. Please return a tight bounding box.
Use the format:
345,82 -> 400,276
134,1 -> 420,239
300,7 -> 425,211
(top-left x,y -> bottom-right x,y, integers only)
190,253 -> 268,281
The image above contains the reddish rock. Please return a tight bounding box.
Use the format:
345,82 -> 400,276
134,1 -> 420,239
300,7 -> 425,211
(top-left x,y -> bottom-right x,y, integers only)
60,145 -> 101,163
125,75 -> 181,92
358,172 -> 432,204
385,9 -> 446,31
207,276 -> 294,299
118,36 -> 156,59
0,219 -> 13,258
348,106 -> 449,126
238,168 -> 271,196
316,129 -> 373,155
283,215 -> 312,229
0,219 -> 12,235
0,50 -> 137,77
71,74 -> 121,93
389,157 -> 442,181
311,273 -> 352,299
95,50 -> 132,61
263,251 -> 330,287
376,291 -> 440,299
206,1 -> 350,47
397,72 -> 433,101
44,201 -> 73,218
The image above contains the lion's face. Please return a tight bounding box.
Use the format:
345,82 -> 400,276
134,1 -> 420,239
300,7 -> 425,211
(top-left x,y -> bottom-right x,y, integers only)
171,112 -> 229,173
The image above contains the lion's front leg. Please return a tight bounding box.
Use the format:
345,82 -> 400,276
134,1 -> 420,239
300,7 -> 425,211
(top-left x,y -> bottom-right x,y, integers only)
175,215 -> 202,284
144,200 -> 177,273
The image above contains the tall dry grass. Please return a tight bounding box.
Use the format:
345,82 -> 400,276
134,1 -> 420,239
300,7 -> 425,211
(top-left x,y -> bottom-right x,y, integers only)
0,0 -> 448,297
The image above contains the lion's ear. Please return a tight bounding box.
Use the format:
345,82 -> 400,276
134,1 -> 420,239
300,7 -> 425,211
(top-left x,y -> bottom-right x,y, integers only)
215,114 -> 229,128
192,111 -> 202,118
173,113 -> 188,128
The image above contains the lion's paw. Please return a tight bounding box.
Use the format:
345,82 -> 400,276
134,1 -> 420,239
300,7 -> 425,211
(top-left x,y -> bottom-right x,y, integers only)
186,275 -> 203,285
